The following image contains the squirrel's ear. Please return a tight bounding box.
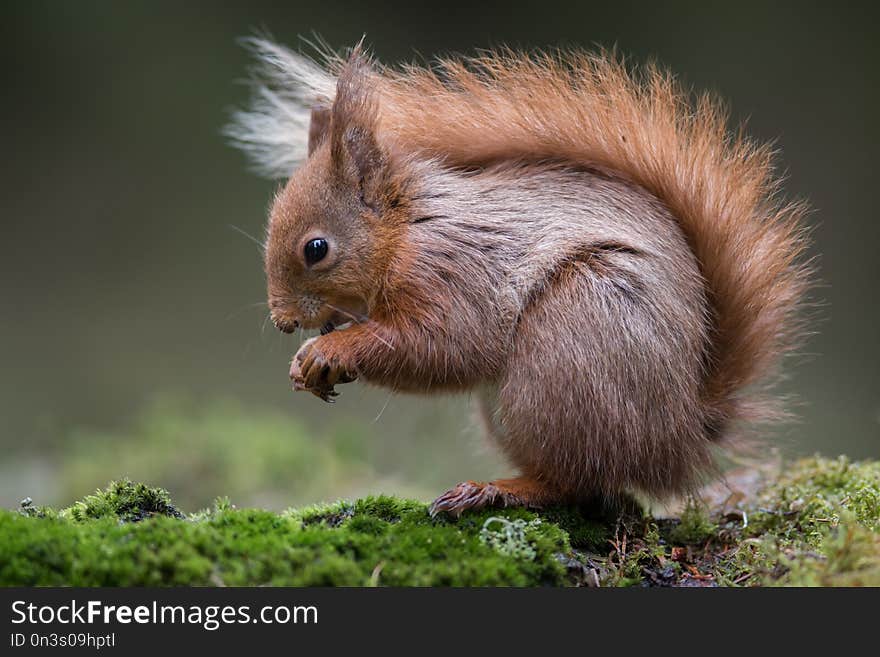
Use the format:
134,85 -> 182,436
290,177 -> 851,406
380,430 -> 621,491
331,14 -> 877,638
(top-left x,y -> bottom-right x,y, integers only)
307,104 -> 332,156
329,47 -> 389,209
338,124 -> 386,204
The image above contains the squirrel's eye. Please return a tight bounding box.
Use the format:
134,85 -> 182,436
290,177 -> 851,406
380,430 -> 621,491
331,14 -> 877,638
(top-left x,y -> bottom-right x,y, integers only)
303,238 -> 329,265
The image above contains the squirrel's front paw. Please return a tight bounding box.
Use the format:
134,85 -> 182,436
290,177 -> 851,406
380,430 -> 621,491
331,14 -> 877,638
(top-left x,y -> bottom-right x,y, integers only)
290,337 -> 357,402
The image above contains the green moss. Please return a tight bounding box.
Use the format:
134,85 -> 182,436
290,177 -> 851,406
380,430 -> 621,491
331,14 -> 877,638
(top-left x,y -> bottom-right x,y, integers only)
0,485 -> 569,586
725,456 -> 880,586
538,504 -> 622,551
750,456 -> 880,538
569,456 -> 880,587
668,499 -> 717,545
3,456 -> 878,587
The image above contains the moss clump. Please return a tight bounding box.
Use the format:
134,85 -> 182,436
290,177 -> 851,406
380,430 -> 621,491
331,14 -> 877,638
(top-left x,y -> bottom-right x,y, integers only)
538,499 -> 635,551
583,457 -> 880,587
3,456 -> 878,586
64,480 -> 183,523
730,456 -> 880,586
668,500 -> 717,545
750,456 -> 880,538
0,485 -> 570,586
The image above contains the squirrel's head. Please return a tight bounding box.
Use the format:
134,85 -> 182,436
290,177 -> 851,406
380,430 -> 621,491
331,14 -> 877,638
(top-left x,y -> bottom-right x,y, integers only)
265,50 -> 408,333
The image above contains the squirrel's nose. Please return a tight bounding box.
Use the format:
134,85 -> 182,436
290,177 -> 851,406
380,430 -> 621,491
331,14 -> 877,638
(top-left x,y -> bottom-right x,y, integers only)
273,317 -> 300,334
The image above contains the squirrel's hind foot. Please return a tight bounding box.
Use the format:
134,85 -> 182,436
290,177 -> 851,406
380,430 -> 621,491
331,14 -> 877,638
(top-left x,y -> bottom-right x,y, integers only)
429,476 -> 559,518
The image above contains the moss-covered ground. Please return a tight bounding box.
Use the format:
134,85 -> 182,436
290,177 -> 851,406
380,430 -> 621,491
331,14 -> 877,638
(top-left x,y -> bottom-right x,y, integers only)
1,456 -> 878,586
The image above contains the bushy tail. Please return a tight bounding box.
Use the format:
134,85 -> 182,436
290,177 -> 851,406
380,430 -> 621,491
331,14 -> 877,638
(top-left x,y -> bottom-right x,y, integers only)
224,37 -> 337,177
229,42 -> 812,435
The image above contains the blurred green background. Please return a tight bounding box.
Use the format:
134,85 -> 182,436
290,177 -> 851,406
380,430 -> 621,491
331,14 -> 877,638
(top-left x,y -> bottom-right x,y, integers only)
1,1 -> 877,512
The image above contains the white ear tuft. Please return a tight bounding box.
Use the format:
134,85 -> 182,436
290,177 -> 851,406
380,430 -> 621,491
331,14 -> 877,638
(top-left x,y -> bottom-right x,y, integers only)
224,37 -> 338,179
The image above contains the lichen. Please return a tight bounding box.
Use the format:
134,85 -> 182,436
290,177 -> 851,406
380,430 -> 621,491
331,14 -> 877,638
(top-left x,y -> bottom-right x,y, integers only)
479,517 -> 543,560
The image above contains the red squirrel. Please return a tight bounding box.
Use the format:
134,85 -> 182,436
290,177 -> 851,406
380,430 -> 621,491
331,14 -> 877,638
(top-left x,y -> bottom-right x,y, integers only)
227,40 -> 810,516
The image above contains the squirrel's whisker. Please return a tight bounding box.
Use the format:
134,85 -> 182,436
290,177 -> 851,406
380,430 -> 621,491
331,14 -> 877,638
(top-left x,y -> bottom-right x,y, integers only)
261,311 -> 273,336
228,224 -> 266,254
323,302 -> 368,324
372,388 -> 396,424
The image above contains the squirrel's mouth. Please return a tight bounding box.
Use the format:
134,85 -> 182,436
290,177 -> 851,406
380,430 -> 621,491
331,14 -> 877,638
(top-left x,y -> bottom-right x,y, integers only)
272,305 -> 359,334
291,297 -> 366,333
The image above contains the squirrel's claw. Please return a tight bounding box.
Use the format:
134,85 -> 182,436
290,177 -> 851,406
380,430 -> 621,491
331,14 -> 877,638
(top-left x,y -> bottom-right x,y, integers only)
289,337 -> 356,402
429,481 -> 507,518
430,477 -> 549,518
292,375 -> 339,402
312,386 -> 339,403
